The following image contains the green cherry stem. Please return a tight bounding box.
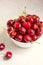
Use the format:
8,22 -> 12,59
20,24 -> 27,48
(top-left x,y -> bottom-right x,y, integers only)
22,6 -> 27,16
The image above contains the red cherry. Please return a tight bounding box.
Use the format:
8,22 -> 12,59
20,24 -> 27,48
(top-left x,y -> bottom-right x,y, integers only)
26,15 -> 34,23
20,27 -> 26,35
36,28 -> 42,36
37,21 -> 42,27
14,22 -> 21,30
23,22 -> 31,29
16,34 -> 23,42
26,14 -> 33,22
7,27 -> 13,33
0,43 -> 5,50
19,16 -> 25,23
28,29 -> 35,36
7,20 -> 14,26
32,24 -> 38,30
32,15 -> 40,22
24,34 -> 32,42
5,51 -> 12,59
9,31 -> 17,38
28,17 -> 34,23
32,35 -> 38,41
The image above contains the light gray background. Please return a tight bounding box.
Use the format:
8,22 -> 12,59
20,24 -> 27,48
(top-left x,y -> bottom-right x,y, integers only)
0,0 -> 43,65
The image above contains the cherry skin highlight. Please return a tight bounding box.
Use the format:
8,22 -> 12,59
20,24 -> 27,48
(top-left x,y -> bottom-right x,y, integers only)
32,35 -> 38,41
24,34 -> 32,42
32,15 -> 40,22
23,22 -> 31,29
36,28 -> 42,36
14,22 -> 21,30
0,43 -> 5,50
16,34 -> 23,42
7,26 -> 14,33
32,24 -> 38,30
5,51 -> 12,59
28,29 -> 35,36
7,20 -> 14,26
9,31 -> 17,38
20,27 -> 26,35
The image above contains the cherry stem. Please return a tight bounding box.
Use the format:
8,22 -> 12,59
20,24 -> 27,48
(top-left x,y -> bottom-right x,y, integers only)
22,6 -> 27,16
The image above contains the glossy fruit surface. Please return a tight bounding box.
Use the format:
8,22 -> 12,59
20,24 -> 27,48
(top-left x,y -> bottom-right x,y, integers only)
24,34 -> 32,42
14,22 -> 21,30
0,43 -> 5,50
19,16 -> 25,23
16,34 -> 23,42
7,26 -> 13,33
32,35 -> 38,41
28,29 -> 35,36
5,51 -> 12,59
36,28 -> 42,36
20,27 -> 26,35
7,20 -> 14,26
32,15 -> 40,22
9,31 -> 17,38
32,24 -> 38,30
23,22 -> 31,29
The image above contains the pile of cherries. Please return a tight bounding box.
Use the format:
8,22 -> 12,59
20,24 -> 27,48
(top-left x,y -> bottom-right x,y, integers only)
7,14 -> 43,43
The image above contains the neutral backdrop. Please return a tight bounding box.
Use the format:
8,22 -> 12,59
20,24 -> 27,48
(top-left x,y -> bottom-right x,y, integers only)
0,0 -> 43,65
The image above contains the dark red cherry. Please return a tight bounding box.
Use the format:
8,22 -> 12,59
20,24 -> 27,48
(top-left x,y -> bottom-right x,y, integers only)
7,27 -> 13,33
0,43 -> 5,50
32,15 -> 40,22
23,22 -> 31,29
28,17 -> 34,23
37,21 -> 42,27
14,22 -> 21,30
9,31 -> 17,38
24,34 -> 32,42
7,20 -> 14,26
5,51 -> 12,59
19,16 -> 25,23
32,24 -> 38,30
28,29 -> 35,36
20,27 -> 26,35
32,35 -> 38,41
16,34 -> 23,42
36,28 -> 42,36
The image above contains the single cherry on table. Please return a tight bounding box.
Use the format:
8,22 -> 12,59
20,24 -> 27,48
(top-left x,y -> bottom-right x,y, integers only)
0,43 -> 5,50
5,51 -> 12,59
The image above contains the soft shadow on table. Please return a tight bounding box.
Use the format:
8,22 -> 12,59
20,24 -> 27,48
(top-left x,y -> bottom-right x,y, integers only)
0,30 -> 33,55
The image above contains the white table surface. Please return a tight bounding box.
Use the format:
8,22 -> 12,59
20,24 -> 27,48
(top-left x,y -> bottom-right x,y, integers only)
0,0 -> 43,65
